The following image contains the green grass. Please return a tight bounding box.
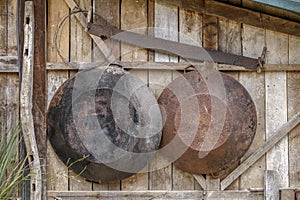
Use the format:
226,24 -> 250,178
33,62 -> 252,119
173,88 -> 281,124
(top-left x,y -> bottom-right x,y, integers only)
0,125 -> 30,199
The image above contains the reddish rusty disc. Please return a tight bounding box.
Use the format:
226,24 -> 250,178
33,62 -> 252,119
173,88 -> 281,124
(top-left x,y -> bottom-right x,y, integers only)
158,70 -> 257,175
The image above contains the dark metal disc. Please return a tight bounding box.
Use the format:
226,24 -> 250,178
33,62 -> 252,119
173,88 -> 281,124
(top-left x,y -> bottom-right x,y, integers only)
158,70 -> 257,175
47,66 -> 162,182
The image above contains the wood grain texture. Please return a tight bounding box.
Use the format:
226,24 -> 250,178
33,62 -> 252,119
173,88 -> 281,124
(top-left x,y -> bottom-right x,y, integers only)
47,0 -> 69,62
265,170 -> 280,200
47,190 -> 264,199
240,25 -> 265,189
218,19 -> 242,190
0,0 -> 7,55
265,30 -> 289,188
203,15 -> 218,51
68,2 -> 92,191
120,0 -> 148,191
176,7 -> 202,191
7,0 -> 17,55
33,0 -> 47,197
93,0 -> 120,62
288,35 -> 300,188
46,71 -> 69,191
70,0 -> 91,62
148,1 -> 177,190
46,0 -> 70,192
92,0 -> 122,191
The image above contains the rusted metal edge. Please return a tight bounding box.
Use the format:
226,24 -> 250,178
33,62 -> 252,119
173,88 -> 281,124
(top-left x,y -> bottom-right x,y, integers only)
87,22 -> 259,70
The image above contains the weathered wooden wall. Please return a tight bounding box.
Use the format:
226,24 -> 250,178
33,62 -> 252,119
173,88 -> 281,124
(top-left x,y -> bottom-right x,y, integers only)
0,0 -> 300,199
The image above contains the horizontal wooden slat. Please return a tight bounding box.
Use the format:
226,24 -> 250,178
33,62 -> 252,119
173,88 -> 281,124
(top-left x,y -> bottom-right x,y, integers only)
47,190 -> 264,199
160,0 -> 300,37
1,56 -> 300,72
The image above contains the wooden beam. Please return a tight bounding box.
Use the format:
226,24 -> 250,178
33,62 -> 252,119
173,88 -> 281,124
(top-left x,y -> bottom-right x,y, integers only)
33,0 -> 47,198
20,2 -> 42,199
1,57 -> 300,72
47,190 -> 264,199
159,0 -> 300,37
221,111 -> 300,190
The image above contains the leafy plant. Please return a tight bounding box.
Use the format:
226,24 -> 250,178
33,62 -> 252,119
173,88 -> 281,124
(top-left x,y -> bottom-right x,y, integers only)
0,125 -> 30,199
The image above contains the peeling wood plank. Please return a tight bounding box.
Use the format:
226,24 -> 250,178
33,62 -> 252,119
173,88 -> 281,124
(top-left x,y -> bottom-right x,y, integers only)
221,111 -> 300,190
265,30 -> 289,188
288,35 -> 300,188
240,25 -> 265,189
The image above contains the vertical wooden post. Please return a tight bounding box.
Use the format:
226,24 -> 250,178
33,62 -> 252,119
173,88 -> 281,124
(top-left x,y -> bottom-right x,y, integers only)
32,0 -> 47,199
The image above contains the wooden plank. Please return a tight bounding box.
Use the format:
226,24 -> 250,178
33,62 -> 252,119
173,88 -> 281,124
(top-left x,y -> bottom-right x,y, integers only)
221,110 -> 300,190
265,170 -> 280,200
265,30 -> 289,188
159,0 -> 300,37
92,0 -> 121,191
202,13 -> 220,191
68,0 -> 92,191
203,15 -> 218,51
46,71 -> 69,191
47,0 -> 69,62
48,190 -> 264,199
7,0 -> 17,55
0,0 -> 7,55
218,18 -> 242,190
120,0 -> 149,191
240,25 -> 265,189
288,35 -> 300,189
0,74 -> 7,143
46,0 -> 70,192
148,1 -> 177,190
92,0 -> 120,64
173,7 -> 202,191
70,0 -> 91,62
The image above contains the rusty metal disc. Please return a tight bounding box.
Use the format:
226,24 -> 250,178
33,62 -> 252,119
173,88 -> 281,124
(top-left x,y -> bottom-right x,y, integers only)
158,70 -> 257,175
47,66 -> 162,182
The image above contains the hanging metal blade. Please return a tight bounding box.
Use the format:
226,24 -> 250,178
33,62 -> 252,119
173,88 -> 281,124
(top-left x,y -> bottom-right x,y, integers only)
87,22 -> 259,70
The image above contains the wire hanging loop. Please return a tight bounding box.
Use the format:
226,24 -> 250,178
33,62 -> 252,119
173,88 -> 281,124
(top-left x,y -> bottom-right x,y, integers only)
53,8 -> 115,69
